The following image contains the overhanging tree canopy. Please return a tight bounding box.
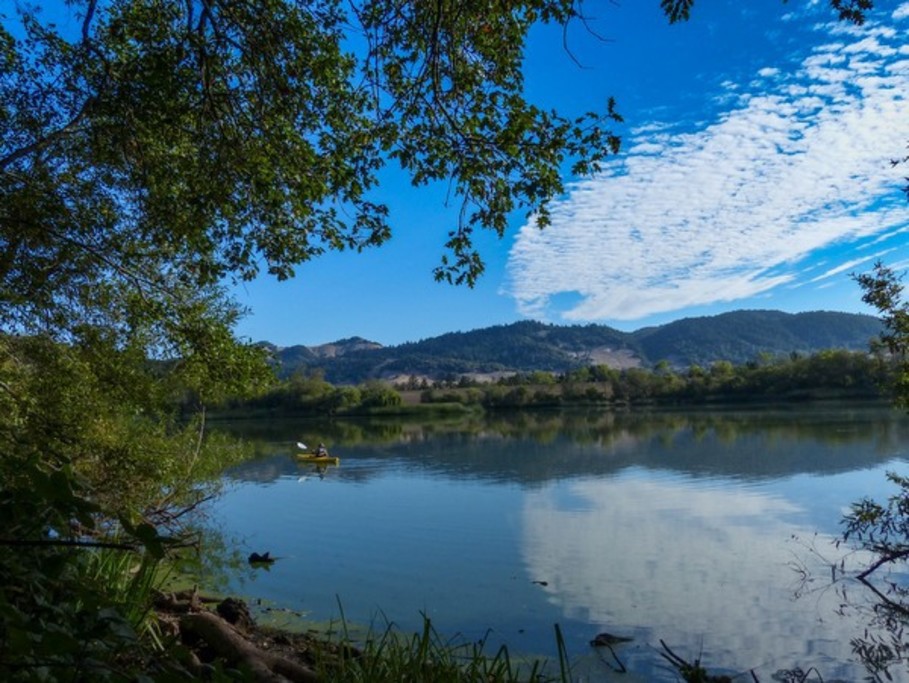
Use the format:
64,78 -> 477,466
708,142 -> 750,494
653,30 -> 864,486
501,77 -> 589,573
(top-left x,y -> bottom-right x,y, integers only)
1,0 -> 623,349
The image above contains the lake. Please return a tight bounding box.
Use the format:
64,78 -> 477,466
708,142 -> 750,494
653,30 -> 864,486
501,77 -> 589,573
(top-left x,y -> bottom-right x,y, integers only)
203,403 -> 909,681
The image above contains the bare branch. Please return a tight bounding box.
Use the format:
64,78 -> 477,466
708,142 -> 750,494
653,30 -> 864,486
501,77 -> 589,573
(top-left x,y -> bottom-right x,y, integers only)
857,547 -> 909,581
81,0 -> 99,44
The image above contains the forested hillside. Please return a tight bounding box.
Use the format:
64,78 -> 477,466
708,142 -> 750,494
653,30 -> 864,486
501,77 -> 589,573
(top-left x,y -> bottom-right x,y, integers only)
269,310 -> 882,383
268,321 -> 638,383
634,310 -> 883,367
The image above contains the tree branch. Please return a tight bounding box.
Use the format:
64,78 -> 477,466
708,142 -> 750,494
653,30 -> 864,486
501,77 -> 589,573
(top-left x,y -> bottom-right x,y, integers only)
858,575 -> 909,618
81,0 -> 99,44
857,547 -> 909,581
0,98 -> 94,171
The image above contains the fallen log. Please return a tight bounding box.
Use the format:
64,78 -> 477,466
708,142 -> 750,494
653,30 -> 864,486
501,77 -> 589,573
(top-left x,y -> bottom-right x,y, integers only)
181,610 -> 319,683
153,587 -> 220,613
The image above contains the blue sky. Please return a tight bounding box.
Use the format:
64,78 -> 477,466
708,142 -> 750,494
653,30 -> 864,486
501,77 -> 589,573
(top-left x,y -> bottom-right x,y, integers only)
231,2 -> 909,347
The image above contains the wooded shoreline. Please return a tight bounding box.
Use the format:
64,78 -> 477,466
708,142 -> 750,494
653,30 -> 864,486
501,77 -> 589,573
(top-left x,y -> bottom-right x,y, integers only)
206,348 -> 894,420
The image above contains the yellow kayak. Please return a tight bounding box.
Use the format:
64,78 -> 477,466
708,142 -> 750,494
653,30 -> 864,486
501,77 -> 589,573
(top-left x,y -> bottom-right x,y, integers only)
294,453 -> 340,465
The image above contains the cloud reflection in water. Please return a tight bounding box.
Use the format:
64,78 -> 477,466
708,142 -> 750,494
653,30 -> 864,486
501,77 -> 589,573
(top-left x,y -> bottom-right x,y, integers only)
521,471 -> 867,679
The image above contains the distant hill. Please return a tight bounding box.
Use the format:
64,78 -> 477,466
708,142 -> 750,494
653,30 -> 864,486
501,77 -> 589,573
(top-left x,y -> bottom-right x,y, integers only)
264,310 -> 883,384
634,310 -> 884,368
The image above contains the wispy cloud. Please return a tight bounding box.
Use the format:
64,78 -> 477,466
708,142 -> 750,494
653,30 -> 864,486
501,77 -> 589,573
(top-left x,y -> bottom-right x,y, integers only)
807,248 -> 894,282
506,9 -> 909,323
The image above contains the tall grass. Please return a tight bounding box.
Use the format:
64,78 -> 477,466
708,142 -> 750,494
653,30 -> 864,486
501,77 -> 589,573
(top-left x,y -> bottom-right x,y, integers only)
315,602 -> 567,683
81,544 -> 167,644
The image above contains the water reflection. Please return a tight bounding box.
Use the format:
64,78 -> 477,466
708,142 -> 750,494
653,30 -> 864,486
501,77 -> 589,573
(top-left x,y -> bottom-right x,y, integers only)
206,404 -> 909,681
521,473 -> 867,679
843,572 -> 909,679
218,403 -> 909,486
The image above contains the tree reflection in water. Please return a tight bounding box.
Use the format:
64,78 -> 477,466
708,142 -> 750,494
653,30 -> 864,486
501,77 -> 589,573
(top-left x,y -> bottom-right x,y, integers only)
832,471 -> 909,681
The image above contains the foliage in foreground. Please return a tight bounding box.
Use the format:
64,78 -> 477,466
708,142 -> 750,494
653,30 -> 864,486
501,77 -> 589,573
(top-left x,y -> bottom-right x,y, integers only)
319,612 -> 558,683
0,333 -> 255,680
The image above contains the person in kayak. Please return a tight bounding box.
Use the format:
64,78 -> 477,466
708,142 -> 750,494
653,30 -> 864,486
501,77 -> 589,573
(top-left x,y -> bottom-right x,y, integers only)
315,443 -> 329,457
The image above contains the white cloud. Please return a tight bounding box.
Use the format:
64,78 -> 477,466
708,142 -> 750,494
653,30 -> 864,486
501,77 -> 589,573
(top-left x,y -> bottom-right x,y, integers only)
506,13 -> 909,324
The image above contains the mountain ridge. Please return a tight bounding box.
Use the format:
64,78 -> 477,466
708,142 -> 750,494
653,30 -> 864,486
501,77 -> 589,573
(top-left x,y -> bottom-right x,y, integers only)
262,309 -> 883,384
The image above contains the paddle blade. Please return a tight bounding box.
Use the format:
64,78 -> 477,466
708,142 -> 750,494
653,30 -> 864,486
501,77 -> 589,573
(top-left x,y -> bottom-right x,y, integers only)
296,442 -> 307,450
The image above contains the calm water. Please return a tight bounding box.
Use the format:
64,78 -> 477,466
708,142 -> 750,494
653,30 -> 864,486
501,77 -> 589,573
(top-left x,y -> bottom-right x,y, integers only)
204,404 -> 909,681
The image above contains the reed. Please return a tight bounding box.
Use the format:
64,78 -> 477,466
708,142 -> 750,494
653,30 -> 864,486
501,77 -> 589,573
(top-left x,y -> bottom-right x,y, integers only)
81,543 -> 167,642
316,602 -> 567,683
